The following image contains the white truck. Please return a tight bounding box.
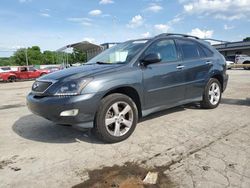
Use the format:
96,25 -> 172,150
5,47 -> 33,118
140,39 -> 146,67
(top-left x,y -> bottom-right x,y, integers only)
235,54 -> 250,70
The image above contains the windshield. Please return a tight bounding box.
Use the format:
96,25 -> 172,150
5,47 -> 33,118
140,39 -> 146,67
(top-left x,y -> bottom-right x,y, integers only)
1,67 -> 11,71
87,40 -> 148,65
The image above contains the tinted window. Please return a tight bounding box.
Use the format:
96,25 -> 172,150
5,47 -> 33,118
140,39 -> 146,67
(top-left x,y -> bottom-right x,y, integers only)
200,45 -> 213,57
198,46 -> 207,58
178,40 -> 200,59
20,67 -> 28,72
144,39 -> 178,62
28,67 -> 36,71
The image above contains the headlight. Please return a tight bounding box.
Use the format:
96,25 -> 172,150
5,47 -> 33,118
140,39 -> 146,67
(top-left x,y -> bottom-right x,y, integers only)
54,78 -> 92,96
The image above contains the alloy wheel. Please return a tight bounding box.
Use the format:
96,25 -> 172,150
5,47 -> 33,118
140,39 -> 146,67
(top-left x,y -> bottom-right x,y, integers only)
105,101 -> 134,137
208,82 -> 221,105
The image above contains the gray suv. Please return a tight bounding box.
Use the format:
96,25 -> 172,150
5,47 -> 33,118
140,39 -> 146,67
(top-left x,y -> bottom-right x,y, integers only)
27,33 -> 228,143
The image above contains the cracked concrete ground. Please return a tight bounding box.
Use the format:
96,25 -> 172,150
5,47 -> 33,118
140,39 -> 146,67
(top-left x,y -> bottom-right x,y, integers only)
0,70 -> 249,188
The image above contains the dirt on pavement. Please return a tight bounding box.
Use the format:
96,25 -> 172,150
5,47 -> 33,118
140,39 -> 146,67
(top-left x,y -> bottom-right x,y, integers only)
73,162 -> 174,188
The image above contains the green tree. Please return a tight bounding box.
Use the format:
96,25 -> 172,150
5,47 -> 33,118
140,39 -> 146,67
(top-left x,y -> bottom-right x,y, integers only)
243,37 -> 250,42
72,48 -> 87,63
0,57 -> 13,66
11,48 -> 27,66
43,51 -> 56,64
26,46 -> 43,65
2,45 -> 86,66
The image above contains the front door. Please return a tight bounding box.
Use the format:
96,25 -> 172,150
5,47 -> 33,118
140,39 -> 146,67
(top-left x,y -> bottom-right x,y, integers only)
28,67 -> 40,79
141,39 -> 186,111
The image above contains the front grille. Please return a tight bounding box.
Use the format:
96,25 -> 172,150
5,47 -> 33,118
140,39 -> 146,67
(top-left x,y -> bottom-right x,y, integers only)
32,81 -> 52,93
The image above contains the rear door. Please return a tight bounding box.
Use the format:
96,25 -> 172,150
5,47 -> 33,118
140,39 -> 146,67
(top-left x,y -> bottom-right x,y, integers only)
176,39 -> 213,101
18,67 -> 29,79
142,39 -> 186,110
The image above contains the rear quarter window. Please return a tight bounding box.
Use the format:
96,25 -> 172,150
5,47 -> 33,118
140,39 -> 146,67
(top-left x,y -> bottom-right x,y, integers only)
199,44 -> 214,57
178,39 -> 200,60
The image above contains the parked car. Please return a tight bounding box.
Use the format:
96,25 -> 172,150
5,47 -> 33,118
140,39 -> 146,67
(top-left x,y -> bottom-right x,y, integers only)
225,56 -> 235,69
10,66 -> 50,80
43,66 -> 62,73
27,33 -> 228,143
235,54 -> 250,70
0,72 -> 17,82
225,61 -> 234,69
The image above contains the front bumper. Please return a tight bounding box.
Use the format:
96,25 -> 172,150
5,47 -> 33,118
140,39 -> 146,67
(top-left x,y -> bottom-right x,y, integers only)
26,93 -> 101,128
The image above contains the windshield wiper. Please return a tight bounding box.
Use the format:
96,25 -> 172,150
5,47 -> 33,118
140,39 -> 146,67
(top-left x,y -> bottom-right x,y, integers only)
96,61 -> 111,65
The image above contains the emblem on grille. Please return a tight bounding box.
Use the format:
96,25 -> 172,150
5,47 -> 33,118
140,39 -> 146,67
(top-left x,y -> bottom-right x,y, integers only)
33,82 -> 39,90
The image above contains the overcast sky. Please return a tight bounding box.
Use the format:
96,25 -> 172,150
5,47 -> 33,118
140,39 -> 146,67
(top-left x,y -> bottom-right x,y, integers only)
0,0 -> 250,56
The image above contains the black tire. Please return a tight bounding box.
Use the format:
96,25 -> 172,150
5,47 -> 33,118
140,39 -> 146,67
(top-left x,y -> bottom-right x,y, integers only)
243,61 -> 250,70
93,93 -> 138,143
201,78 -> 222,109
8,76 -> 16,82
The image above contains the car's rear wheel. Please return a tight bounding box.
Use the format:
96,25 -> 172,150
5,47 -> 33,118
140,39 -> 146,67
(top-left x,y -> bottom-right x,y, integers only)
201,78 -> 222,109
8,76 -> 16,82
93,93 -> 138,143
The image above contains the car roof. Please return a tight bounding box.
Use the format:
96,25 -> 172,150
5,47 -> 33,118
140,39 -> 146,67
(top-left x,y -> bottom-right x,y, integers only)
130,33 -> 200,42
128,33 -> 211,47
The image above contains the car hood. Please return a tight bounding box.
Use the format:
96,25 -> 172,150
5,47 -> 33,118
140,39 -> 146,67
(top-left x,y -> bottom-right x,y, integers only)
38,64 -> 125,81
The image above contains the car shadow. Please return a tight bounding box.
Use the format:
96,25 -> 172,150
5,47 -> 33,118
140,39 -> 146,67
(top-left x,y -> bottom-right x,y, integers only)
221,98 -> 250,106
12,104 -> 201,144
12,114 -> 102,144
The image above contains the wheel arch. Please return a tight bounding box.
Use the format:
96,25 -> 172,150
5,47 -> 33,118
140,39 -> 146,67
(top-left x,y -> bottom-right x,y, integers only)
8,74 -> 17,80
243,61 -> 250,64
40,72 -> 47,76
210,74 -> 223,91
102,86 -> 142,118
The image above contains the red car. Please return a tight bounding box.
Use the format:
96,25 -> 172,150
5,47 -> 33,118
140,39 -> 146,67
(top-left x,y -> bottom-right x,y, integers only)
0,66 -> 49,82
0,72 -> 17,82
11,66 -> 49,80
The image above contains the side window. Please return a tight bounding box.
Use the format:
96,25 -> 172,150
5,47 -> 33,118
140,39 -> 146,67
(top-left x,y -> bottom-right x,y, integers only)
144,39 -> 178,62
20,67 -> 28,72
200,45 -> 213,57
28,67 -> 36,71
198,46 -> 207,58
178,40 -> 200,60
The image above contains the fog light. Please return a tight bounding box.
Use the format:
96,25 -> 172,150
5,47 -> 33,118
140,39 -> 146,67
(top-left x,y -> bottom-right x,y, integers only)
60,109 -> 79,117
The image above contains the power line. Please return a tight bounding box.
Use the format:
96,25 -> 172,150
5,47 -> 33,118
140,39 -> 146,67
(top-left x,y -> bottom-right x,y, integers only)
0,50 -> 17,52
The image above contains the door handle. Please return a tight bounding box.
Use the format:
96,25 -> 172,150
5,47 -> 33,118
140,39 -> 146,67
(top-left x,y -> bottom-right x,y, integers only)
206,61 -> 213,65
176,65 -> 185,69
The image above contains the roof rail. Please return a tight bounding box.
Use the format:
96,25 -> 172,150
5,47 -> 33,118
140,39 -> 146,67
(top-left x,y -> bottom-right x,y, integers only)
201,38 -> 229,43
156,33 -> 200,40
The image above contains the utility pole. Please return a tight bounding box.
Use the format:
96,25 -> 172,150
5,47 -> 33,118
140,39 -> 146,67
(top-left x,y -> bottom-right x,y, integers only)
25,48 -> 29,66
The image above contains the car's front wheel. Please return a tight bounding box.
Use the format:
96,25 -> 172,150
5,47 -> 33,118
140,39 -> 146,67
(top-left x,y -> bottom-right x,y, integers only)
93,93 -> 138,143
201,78 -> 222,109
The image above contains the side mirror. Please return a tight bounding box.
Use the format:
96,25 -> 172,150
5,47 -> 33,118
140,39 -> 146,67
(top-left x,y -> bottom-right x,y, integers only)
140,53 -> 161,66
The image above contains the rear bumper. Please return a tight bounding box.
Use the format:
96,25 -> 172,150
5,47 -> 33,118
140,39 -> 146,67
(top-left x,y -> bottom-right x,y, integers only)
223,74 -> 229,92
26,93 -> 102,128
